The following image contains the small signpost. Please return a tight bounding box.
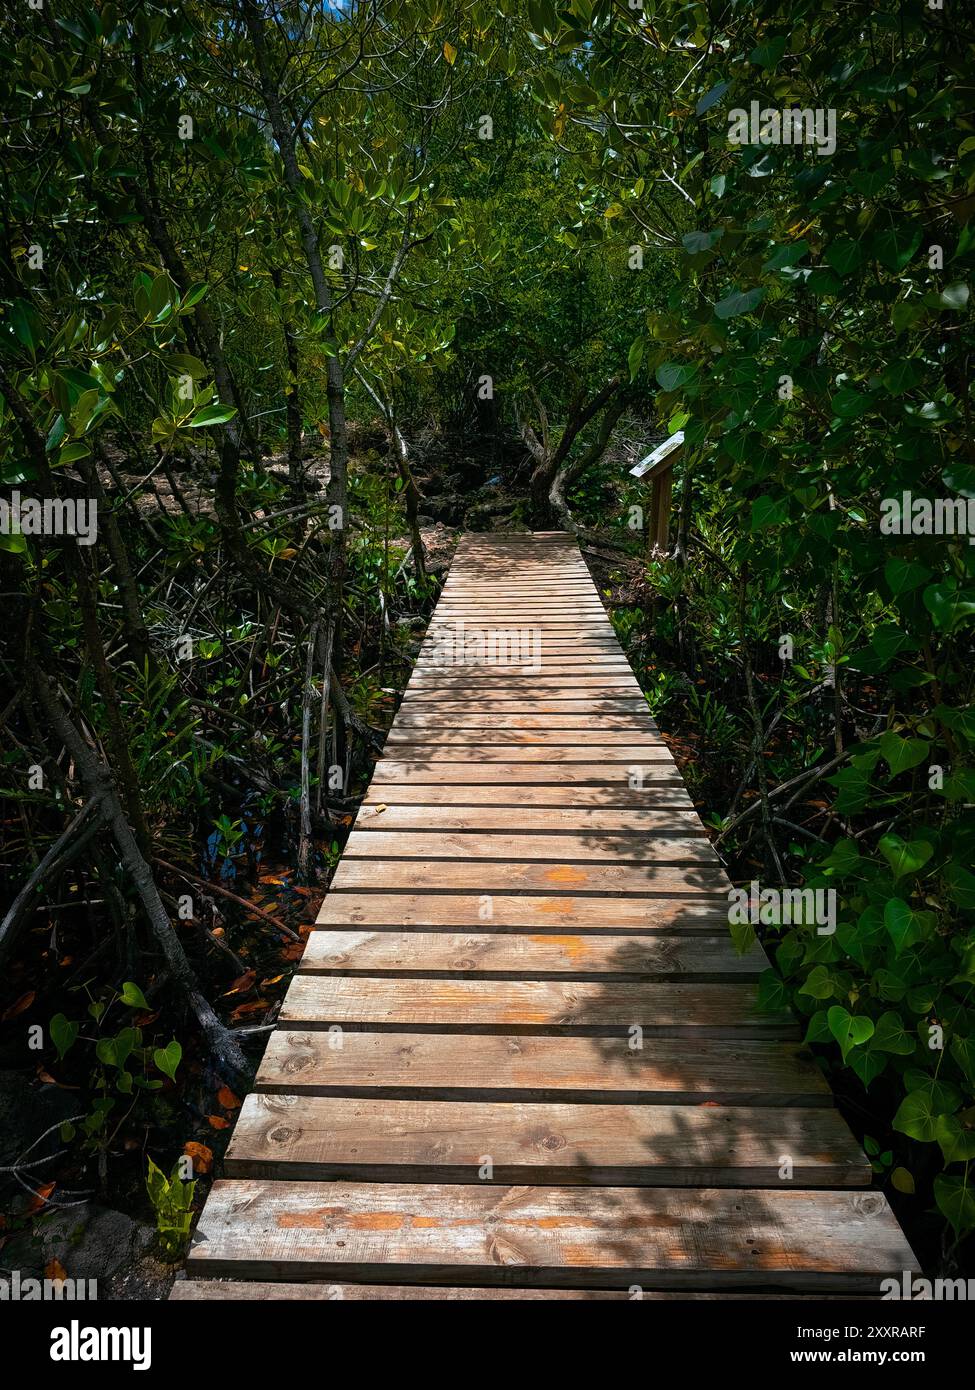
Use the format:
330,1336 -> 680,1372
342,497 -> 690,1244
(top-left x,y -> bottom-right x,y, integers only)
630,430 -> 684,556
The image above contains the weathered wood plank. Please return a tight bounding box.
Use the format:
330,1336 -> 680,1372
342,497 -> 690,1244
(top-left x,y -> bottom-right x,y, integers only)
255,1031 -> 832,1106
279,976 -> 794,1037
329,859 -> 729,894
341,831 -> 718,865
387,729 -> 664,745
353,806 -> 703,833
361,784 -> 697,807
369,746 -> 674,764
174,1280 -> 815,1300
316,892 -> 729,932
223,1093 -> 869,1187
185,1181 -> 919,1290
369,764 -> 686,786
299,930 -> 758,979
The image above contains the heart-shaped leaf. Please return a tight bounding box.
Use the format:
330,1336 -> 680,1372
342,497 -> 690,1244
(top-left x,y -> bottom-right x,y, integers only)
879,834 -> 933,878
827,1005 -> 874,1062
153,1040 -> 182,1083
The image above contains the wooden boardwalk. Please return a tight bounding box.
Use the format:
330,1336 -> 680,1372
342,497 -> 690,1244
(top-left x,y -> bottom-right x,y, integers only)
175,532 -> 919,1299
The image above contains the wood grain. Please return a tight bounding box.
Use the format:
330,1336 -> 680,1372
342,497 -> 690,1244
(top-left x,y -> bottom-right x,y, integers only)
298,930 -> 760,979
185,1180 -> 919,1290
280,975 -> 795,1037
222,1093 -> 869,1187
255,1031 -> 833,1106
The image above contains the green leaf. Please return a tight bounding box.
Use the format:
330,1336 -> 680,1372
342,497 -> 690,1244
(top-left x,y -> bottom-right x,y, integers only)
878,834 -> 933,878
750,36 -> 787,68
934,1175 -> 975,1238
871,1011 -> 915,1055
120,981 -> 149,1010
827,1005 -> 874,1062
824,239 -> 863,277
153,1039 -> 182,1083
883,898 -> 935,953
714,287 -> 763,320
627,337 -> 644,382
750,495 -> 788,530
883,558 -> 931,595
165,353 -> 208,379
50,1013 -> 79,1061
881,360 -> 924,395
188,403 -> 238,428
891,1167 -> 915,1194
655,362 -> 699,392
878,732 -> 929,777
695,80 -> 729,116
872,225 -> 922,273
892,1087 -> 943,1142
945,863 -> 975,912
756,967 -> 789,1013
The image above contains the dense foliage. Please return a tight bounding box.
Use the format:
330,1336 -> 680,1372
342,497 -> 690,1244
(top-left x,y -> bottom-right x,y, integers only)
1,0 -> 973,1268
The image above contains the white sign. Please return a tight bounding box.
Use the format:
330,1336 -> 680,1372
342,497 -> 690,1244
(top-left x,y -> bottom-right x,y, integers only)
630,430 -> 684,479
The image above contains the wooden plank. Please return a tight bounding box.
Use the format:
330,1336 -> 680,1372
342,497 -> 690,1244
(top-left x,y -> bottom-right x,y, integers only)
406,677 -> 643,691
256,1031 -> 832,1106
172,1281 -> 764,1300
392,722 -> 659,733
299,930 -> 759,979
396,700 -> 653,715
280,976 -> 794,1037
222,1093 -> 869,1187
369,765 -> 686,786
342,831 -> 718,864
369,747 -> 675,764
415,658 -> 632,672
330,860 -> 729,895
353,806 -> 703,833
316,892 -> 729,932
185,1181 -> 919,1290
361,785 -> 698,808
386,731 -> 665,746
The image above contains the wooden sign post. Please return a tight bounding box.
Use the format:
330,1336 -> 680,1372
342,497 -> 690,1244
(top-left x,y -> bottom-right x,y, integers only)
630,430 -> 684,557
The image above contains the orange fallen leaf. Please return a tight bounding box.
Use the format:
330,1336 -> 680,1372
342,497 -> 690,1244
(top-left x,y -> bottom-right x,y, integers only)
207,1115 -> 230,1130
222,970 -> 256,997
183,1141 -> 213,1174
27,1181 -> 55,1213
229,999 -> 269,1020
261,974 -> 285,988
279,943 -> 304,961
217,1086 -> 241,1110
2,991 -> 35,1021
45,1258 -> 67,1282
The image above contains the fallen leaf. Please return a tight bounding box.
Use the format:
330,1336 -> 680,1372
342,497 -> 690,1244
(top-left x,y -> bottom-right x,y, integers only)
279,943 -> 304,961
27,1181 -> 55,1213
2,991 -> 35,1021
222,970 -> 256,997
229,999 -> 270,1020
261,974 -> 285,987
217,1086 -> 241,1110
45,1258 -> 67,1282
207,1115 -> 230,1130
183,1141 -> 213,1174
